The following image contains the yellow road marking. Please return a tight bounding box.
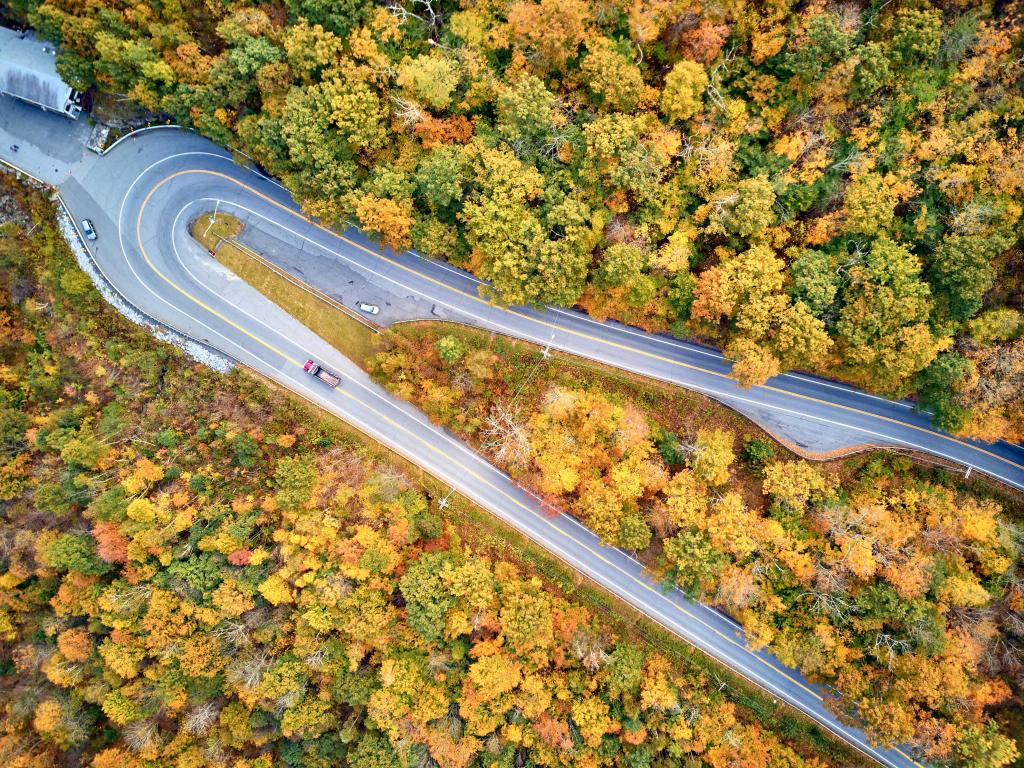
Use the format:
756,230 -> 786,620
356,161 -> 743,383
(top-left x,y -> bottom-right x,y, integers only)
136,181 -> 302,368
157,169 -> 1024,481
134,169 -> 930,768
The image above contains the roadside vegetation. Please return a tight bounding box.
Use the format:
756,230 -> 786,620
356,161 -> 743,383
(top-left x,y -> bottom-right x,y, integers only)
370,321 -> 1024,765
8,0 -> 1023,438
2,0 -> 1023,762
2,177 -> 882,768
191,211 -> 386,367
184,204 -> 1024,764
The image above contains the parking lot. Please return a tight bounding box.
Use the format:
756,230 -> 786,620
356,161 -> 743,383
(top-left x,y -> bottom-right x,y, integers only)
0,94 -> 95,184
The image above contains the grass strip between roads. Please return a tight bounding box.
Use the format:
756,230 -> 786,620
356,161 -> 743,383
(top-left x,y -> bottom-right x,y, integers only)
191,211 -> 386,368
188,211 -> 875,767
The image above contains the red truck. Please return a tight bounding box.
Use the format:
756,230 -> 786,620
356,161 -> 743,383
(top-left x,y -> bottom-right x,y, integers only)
303,359 -> 342,388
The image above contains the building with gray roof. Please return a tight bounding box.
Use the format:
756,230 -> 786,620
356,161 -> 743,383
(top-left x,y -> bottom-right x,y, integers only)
0,27 -> 81,118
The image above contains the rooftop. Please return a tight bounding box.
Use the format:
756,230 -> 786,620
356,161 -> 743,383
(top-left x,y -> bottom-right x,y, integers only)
0,27 -> 80,117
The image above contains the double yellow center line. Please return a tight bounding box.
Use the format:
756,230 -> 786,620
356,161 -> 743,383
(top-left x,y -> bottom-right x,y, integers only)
133,167 -> 952,768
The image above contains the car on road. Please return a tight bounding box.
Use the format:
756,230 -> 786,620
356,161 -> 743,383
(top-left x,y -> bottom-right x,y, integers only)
303,359 -> 342,388
80,219 -> 97,240
358,302 -> 380,315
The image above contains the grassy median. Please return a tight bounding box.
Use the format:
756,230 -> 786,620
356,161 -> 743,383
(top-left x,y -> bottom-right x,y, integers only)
186,212 -> 899,767
190,211 -> 386,367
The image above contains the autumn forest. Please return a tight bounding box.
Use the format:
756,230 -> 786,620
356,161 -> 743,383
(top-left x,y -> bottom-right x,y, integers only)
1,0 -> 1024,766
0,179 -> 887,768
6,0 -> 1024,435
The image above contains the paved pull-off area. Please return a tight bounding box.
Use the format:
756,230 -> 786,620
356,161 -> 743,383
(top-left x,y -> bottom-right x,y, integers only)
5,120 -> 1024,768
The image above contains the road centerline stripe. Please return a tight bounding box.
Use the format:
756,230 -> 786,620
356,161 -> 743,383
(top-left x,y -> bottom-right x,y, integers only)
156,167 -> 1024,484
127,163 -> 928,768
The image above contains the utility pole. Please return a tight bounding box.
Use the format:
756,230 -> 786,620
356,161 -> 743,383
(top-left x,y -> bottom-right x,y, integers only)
437,487 -> 455,510
541,327 -> 555,359
204,199 -> 220,237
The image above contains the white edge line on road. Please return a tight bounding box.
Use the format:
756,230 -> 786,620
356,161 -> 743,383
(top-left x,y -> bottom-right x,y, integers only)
547,308 -> 919,410
167,197 -> 752,633
167,200 -> 760,636
130,234 -> 913,768
192,193 -> 1021,492
99,148 -> 930,768
144,182 -> 976,768
114,151 -> 1024,494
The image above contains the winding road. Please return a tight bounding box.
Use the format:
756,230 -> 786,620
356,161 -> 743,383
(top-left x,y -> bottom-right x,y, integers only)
8,124 -> 1024,768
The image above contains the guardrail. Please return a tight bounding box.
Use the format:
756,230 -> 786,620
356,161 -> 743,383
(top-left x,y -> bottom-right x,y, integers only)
96,123 -> 290,193
96,123 -> 186,155
0,146 -> 239,370
53,195 -> 238,370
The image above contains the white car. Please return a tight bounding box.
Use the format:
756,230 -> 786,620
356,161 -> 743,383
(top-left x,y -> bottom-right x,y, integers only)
358,302 -> 380,315
80,219 -> 97,240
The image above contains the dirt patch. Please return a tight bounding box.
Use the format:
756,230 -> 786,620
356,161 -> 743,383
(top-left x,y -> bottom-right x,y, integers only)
0,183 -> 32,230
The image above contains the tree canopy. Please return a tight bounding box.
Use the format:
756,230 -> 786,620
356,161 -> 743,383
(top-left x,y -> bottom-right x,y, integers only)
15,0 -> 1023,434
0,177 -> 850,768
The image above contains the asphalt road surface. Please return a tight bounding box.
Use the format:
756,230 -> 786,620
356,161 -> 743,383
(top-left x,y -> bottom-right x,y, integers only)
10,125 -> 1024,768
71,130 -> 1024,488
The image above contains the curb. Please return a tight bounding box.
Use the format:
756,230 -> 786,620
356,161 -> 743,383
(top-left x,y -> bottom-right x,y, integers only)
97,123 -> 186,156
96,123 -> 288,192
53,192 -> 238,370
1,141 -> 237,369
0,156 -> 48,187
390,316 -> 888,464
220,233 -> 381,335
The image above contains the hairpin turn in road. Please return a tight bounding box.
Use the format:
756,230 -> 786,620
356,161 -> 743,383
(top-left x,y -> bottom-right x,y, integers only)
38,127 -> 1024,768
